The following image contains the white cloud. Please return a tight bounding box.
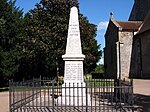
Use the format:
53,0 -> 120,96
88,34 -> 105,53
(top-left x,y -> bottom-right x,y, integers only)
97,21 -> 109,30
97,30 -> 106,36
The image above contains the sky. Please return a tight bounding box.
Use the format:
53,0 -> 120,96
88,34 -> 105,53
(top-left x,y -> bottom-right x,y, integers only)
15,0 -> 134,64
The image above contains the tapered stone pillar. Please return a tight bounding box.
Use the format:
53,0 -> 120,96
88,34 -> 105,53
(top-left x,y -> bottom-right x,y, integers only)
57,6 -> 90,106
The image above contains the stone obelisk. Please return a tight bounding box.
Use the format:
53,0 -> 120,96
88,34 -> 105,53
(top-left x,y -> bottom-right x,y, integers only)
57,6 -> 90,106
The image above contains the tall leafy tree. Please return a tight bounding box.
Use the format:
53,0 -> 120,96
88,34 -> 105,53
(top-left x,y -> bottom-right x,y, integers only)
23,0 -> 102,78
0,0 -> 24,84
79,14 -> 102,73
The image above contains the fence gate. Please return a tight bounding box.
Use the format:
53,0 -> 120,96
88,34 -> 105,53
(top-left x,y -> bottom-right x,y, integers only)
9,78 -> 134,112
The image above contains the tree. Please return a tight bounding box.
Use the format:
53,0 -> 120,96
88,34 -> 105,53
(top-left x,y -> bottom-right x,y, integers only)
79,14 -> 102,73
0,0 -> 24,84
22,0 -> 102,78
93,64 -> 104,73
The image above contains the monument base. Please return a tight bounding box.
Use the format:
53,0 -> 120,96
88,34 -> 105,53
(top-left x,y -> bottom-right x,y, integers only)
57,95 -> 91,106
56,82 -> 91,106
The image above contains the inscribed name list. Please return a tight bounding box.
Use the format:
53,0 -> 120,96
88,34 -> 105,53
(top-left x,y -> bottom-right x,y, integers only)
64,61 -> 83,82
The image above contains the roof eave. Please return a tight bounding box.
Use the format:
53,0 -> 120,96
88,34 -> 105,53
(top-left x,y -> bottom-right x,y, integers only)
136,29 -> 150,36
111,19 -> 122,31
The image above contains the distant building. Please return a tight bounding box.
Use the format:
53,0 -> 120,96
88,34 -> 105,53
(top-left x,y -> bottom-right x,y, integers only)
104,0 -> 150,79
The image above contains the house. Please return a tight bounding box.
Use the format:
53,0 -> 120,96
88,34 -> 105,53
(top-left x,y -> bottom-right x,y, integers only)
104,17 -> 142,79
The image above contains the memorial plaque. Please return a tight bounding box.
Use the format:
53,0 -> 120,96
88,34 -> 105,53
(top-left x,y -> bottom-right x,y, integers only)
64,61 -> 83,82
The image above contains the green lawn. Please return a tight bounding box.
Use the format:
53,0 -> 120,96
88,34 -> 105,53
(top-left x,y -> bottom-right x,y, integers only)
85,79 -> 114,87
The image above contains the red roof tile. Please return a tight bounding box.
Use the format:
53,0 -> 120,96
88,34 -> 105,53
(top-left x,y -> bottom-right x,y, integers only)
116,21 -> 142,31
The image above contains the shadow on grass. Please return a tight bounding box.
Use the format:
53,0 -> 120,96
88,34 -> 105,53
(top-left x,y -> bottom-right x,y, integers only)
134,94 -> 150,112
0,87 -> 9,92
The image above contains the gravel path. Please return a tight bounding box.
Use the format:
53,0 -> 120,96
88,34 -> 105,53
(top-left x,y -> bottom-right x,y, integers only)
133,79 -> 150,95
0,92 -> 9,112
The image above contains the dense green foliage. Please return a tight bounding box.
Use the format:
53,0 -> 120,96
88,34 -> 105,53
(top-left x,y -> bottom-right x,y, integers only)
0,0 -> 102,86
93,64 -> 104,73
0,0 -> 24,86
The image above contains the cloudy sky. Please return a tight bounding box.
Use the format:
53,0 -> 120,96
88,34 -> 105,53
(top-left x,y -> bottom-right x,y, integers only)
16,0 -> 134,64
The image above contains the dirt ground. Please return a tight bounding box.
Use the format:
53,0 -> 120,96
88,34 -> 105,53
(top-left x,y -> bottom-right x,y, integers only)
133,79 -> 150,112
0,92 -> 9,112
0,79 -> 150,112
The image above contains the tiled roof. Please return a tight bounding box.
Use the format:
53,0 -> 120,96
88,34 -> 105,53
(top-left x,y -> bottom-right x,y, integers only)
137,10 -> 150,34
115,20 -> 142,31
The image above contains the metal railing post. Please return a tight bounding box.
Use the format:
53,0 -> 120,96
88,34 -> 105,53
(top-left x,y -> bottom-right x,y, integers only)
8,77 -> 134,111
9,80 -> 12,112
86,80 -> 88,112
52,80 -> 55,112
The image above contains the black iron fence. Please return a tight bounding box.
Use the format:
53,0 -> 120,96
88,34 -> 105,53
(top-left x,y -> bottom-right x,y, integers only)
9,78 -> 133,112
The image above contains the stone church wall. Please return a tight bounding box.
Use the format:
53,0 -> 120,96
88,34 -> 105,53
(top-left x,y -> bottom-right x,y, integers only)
129,0 -> 150,21
104,21 -> 118,78
140,30 -> 150,78
119,31 -> 134,79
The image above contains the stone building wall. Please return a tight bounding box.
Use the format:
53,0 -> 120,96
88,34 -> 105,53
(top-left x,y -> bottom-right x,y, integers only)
119,31 -> 134,79
129,37 -> 141,78
140,30 -> 150,78
104,20 -> 118,78
130,30 -> 150,79
129,0 -> 150,21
